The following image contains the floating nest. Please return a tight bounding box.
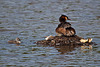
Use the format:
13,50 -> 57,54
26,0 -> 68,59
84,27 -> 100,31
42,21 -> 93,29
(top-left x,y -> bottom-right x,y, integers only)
36,35 -> 95,46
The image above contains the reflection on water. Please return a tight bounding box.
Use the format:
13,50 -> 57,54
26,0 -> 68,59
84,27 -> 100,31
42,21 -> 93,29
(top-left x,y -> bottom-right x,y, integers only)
0,0 -> 100,67
55,45 -> 80,54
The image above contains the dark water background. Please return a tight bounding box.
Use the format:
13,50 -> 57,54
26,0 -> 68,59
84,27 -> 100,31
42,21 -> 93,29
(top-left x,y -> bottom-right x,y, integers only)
0,0 -> 100,67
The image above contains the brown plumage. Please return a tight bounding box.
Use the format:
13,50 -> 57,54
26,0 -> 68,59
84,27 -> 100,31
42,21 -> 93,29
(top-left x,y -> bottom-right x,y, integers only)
56,15 -> 76,36
8,38 -> 21,44
65,27 -> 76,36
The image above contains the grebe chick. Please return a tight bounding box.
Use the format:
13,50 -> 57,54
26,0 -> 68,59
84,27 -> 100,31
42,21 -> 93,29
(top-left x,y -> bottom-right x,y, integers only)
8,38 -> 21,44
80,38 -> 93,43
45,35 -> 54,40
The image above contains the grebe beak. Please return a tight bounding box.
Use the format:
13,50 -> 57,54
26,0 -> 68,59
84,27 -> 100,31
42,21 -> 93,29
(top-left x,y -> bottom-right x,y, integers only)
67,17 -> 71,20
68,18 -> 71,20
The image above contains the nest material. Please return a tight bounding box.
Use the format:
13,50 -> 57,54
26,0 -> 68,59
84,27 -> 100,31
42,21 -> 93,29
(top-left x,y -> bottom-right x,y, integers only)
36,35 -> 93,46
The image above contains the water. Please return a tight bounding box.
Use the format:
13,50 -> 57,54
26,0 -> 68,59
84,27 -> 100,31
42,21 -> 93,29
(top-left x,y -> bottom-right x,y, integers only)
0,0 -> 100,67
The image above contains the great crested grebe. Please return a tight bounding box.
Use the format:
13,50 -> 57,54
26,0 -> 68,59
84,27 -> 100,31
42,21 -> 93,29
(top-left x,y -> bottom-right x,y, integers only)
56,15 -> 76,36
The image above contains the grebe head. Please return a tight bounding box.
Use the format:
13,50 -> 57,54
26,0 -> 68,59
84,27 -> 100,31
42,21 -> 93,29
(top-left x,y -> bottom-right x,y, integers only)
59,15 -> 70,23
15,38 -> 21,43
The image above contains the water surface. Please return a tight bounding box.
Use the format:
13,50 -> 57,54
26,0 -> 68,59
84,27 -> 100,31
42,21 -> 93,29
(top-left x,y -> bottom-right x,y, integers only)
0,0 -> 100,67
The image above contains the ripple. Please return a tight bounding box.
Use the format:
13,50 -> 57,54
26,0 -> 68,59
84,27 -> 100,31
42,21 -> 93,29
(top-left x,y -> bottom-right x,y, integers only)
0,0 -> 100,67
